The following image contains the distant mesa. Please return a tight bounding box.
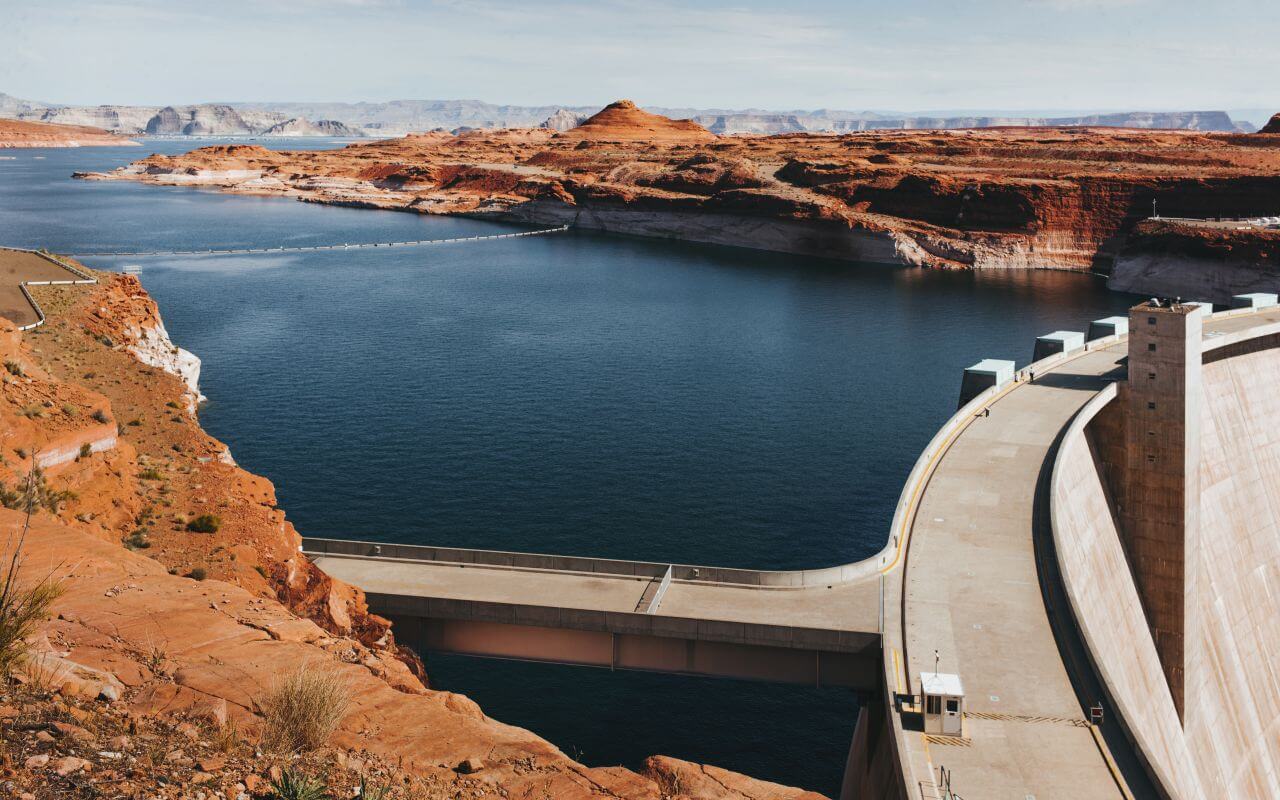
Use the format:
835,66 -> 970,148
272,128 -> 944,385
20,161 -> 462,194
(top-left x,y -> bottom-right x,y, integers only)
262,117 -> 365,137
144,104 -> 273,136
539,109 -> 588,132
1260,113 -> 1280,134
0,117 -> 136,148
697,114 -> 808,135
558,100 -> 717,142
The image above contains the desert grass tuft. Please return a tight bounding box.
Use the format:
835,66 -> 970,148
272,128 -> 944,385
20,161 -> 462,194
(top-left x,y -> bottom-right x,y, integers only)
261,664 -> 350,753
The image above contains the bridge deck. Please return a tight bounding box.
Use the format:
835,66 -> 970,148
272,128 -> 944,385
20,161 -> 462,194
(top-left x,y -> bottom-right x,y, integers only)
311,551 -> 881,636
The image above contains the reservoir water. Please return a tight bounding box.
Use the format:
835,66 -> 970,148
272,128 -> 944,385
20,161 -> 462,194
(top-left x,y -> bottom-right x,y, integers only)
1,142 -> 1137,794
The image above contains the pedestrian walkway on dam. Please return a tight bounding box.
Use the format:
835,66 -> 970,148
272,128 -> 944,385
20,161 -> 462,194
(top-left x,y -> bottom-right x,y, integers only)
65,224 -> 570,258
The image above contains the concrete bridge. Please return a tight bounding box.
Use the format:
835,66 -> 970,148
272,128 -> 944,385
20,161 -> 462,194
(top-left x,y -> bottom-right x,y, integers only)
307,294 -> 1280,800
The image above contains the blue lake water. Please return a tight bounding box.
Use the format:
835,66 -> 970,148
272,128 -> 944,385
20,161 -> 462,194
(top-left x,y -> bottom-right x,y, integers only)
0,141 -> 1137,794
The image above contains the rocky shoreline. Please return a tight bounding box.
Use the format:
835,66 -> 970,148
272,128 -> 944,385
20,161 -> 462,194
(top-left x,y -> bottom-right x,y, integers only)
0,267 -> 825,799
78,101 -> 1280,277
1109,218 -> 1280,301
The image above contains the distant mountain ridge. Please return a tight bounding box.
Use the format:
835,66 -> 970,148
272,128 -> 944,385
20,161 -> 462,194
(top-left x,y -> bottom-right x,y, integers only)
0,92 -> 1256,136
0,93 -> 362,138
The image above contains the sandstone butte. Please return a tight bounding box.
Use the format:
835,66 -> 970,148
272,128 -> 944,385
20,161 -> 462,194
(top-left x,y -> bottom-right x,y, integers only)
0,265 -> 825,799
0,118 -> 137,148
82,99 -> 1280,274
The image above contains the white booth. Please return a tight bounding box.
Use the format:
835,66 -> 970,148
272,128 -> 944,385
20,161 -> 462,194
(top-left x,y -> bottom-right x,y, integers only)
920,671 -> 966,737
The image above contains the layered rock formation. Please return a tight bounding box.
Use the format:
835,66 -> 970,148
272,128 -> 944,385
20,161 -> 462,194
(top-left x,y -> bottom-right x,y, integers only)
262,117 -> 365,137
0,268 -> 825,799
559,100 -> 716,142
0,95 -> 353,137
84,104 -> 1280,274
697,114 -> 807,134
0,118 -> 136,148
144,105 -> 287,137
5,91 -> 1251,136
1109,218 -> 1280,301
539,108 -> 588,131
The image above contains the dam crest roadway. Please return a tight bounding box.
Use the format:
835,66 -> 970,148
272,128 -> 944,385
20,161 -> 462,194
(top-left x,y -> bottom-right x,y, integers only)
310,295 -> 1280,800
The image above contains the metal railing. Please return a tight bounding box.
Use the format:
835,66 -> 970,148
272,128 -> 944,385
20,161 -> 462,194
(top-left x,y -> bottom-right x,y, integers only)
3,247 -> 99,331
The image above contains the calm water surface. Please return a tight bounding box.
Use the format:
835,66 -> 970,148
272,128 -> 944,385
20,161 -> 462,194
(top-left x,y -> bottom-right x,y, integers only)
1,142 -> 1137,794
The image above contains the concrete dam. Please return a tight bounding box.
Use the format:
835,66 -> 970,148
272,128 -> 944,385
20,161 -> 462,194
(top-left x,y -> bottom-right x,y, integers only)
308,294 -> 1280,800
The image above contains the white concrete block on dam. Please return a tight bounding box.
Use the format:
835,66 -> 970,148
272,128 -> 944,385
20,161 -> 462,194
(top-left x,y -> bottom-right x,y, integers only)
1033,330 -> 1085,361
958,358 -> 1015,408
1087,316 -> 1128,341
1185,301 -> 1213,319
1231,292 -> 1278,309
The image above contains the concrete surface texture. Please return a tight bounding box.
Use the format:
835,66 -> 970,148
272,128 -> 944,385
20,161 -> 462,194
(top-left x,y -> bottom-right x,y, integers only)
1122,303 -> 1202,718
1051,305 -> 1280,799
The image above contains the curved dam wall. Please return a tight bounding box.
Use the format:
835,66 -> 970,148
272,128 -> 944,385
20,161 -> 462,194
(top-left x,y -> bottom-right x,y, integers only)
1052,332 -> 1280,798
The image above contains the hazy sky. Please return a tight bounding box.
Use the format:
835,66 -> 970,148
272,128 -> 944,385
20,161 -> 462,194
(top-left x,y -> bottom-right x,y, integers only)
3,0 -> 1278,112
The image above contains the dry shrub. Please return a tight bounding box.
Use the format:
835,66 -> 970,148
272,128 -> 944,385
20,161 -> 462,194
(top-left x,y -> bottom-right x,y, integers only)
261,664 -> 350,752
1,490 -> 64,679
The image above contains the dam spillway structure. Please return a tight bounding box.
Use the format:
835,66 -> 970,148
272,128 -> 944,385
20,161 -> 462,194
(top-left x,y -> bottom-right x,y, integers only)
304,297 -> 1280,800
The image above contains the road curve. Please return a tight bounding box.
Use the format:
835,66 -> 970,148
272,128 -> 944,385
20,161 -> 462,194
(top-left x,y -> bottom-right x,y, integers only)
883,305 -> 1280,800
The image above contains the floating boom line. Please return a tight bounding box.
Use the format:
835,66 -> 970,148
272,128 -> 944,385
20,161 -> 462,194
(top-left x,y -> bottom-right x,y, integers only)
68,225 -> 570,258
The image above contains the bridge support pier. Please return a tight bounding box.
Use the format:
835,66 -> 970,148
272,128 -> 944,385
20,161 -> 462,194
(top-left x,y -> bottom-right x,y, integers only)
387,616 -> 881,690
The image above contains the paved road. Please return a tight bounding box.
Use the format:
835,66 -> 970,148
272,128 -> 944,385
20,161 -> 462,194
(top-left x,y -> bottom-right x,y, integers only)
889,306 -> 1280,800
0,248 -> 95,329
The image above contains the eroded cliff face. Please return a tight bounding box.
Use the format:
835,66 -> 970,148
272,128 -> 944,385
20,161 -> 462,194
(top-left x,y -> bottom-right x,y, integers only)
0,118 -> 137,148
0,270 -> 827,799
81,104 -> 1280,273
1109,219 -> 1280,302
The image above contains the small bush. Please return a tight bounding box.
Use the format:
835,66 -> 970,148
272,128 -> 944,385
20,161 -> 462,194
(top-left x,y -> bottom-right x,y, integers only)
125,530 -> 150,550
3,360 -> 23,377
138,468 -> 163,481
188,567 -> 207,581
78,443 -> 92,459
62,404 -> 79,417
0,468 -> 77,514
90,409 -> 109,424
268,769 -> 329,800
261,665 -> 350,753
186,514 -> 221,533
